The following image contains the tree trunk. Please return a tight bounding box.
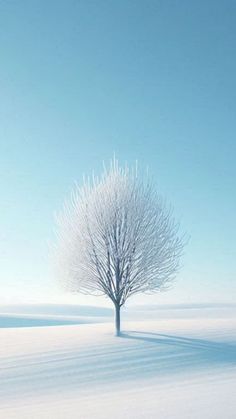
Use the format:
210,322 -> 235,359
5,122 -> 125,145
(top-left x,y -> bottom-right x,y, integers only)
114,303 -> 121,336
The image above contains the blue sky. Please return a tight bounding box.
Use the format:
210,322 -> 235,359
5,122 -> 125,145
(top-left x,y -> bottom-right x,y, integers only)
0,1 -> 235,305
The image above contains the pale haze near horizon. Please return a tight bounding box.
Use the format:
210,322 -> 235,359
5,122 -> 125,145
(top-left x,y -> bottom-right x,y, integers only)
0,1 -> 235,306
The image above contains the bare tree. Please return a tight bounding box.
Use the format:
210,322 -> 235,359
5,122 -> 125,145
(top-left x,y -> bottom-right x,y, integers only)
55,159 -> 185,335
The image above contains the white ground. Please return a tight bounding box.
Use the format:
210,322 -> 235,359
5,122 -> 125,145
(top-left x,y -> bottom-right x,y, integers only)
0,305 -> 236,419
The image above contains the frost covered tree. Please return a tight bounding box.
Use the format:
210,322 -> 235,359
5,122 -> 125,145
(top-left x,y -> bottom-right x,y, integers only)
55,160 -> 185,336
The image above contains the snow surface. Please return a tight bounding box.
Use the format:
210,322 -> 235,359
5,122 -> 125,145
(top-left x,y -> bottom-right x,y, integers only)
0,305 -> 236,418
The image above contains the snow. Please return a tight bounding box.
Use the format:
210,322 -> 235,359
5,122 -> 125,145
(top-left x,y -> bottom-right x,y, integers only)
0,305 -> 236,418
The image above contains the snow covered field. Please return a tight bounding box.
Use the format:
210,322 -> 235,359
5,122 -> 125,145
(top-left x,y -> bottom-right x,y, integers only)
0,305 -> 236,419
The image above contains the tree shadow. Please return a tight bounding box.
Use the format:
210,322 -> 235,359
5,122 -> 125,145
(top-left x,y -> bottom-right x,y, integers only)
120,330 -> 236,366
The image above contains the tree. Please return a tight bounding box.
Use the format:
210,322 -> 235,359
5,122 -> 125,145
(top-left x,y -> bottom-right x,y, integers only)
55,159 -> 185,336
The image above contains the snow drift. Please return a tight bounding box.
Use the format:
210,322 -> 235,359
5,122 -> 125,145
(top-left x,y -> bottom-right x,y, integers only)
0,305 -> 235,418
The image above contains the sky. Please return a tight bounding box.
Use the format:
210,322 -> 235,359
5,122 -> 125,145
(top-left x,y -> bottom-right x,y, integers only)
0,0 -> 235,306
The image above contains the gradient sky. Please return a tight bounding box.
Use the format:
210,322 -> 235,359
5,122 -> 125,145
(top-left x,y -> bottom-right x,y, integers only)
0,1 -> 235,305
